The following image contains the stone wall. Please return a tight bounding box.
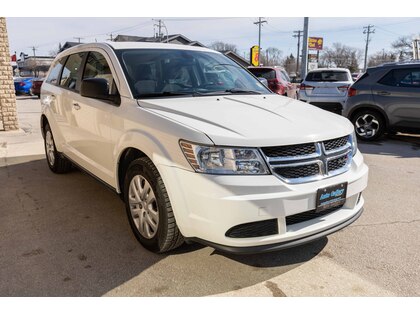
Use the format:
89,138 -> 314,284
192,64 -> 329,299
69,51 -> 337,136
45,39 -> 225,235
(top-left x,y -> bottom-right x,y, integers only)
0,17 -> 18,131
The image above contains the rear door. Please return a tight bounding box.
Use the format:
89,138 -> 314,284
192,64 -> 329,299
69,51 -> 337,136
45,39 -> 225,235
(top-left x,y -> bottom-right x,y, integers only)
373,67 -> 420,129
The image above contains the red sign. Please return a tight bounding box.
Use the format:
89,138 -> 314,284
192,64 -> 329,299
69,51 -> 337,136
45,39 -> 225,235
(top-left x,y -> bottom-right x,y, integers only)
308,37 -> 323,50
11,54 -> 16,62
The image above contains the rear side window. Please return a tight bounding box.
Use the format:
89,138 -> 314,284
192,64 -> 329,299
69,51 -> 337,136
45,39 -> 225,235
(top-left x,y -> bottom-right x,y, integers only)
60,53 -> 85,91
249,68 -> 276,80
306,71 -> 350,82
46,58 -> 66,84
379,68 -> 420,87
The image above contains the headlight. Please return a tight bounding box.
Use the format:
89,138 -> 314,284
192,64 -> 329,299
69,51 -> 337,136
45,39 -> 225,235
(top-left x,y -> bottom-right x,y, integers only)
350,131 -> 358,156
180,140 -> 270,175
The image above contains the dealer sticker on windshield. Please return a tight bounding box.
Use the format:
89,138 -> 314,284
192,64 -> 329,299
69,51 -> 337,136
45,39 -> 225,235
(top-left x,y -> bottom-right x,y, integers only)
316,182 -> 347,213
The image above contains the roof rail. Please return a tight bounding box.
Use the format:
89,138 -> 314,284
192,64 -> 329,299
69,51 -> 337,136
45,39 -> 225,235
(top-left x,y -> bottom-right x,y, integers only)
378,59 -> 420,67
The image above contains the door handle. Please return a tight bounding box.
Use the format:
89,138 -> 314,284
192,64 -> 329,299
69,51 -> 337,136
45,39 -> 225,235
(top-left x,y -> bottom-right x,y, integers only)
73,103 -> 81,110
377,91 -> 391,96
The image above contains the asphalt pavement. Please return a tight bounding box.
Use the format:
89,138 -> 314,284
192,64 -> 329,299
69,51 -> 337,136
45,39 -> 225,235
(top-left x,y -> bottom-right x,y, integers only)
0,97 -> 419,296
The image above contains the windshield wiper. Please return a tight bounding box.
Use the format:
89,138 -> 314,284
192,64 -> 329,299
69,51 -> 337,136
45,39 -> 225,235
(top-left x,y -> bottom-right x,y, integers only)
137,91 -> 196,98
225,88 -> 262,94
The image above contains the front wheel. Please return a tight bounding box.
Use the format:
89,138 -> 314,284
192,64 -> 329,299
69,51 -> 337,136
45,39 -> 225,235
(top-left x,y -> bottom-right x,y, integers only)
123,157 -> 184,253
44,123 -> 72,173
351,110 -> 385,141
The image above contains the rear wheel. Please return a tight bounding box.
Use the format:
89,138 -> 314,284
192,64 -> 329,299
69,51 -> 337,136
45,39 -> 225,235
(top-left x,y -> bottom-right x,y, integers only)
123,157 -> 184,253
44,123 -> 72,173
351,109 -> 385,141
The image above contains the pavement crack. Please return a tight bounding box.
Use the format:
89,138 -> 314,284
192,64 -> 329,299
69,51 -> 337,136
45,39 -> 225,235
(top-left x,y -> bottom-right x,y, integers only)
350,219 -> 420,228
264,281 -> 287,297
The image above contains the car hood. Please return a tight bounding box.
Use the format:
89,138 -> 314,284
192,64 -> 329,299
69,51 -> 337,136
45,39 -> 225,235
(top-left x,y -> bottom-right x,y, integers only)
137,94 -> 354,147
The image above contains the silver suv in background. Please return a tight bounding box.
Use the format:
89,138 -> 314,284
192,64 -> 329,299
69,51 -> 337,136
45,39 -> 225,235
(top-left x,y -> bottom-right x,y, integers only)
299,68 -> 353,115
343,62 -> 420,141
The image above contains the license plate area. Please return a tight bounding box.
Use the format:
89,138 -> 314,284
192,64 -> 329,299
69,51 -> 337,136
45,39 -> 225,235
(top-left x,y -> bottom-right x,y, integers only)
316,182 -> 347,213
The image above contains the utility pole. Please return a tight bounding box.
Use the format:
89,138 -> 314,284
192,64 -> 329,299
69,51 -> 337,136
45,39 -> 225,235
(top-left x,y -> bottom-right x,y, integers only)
301,17 -> 309,79
254,17 -> 267,66
363,24 -> 375,71
293,30 -> 303,75
108,33 -> 113,41
74,37 -> 84,43
30,46 -> 36,56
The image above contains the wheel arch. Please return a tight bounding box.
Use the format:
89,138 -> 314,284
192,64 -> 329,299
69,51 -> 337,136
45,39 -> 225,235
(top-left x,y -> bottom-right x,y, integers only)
40,114 -> 49,139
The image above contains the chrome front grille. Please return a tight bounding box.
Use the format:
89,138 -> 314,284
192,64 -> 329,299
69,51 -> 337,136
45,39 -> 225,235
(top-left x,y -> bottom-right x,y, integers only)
261,135 -> 352,184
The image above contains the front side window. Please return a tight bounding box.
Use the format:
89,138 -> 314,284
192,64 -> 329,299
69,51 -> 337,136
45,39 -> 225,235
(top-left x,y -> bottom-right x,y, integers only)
46,57 -> 66,84
60,53 -> 84,91
116,49 -> 270,98
83,51 -> 117,94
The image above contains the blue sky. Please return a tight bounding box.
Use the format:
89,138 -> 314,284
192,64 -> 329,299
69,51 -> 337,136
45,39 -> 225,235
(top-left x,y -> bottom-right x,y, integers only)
6,17 -> 420,61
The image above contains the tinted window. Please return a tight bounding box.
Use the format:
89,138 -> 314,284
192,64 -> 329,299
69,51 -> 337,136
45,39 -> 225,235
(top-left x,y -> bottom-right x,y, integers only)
249,68 -> 276,80
116,49 -> 269,98
60,53 -> 84,90
83,51 -> 116,94
306,71 -> 350,82
280,70 -> 290,82
378,68 -> 420,87
46,58 -> 66,84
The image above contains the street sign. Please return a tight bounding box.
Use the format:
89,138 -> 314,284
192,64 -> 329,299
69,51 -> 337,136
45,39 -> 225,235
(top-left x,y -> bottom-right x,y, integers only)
250,45 -> 259,67
308,37 -> 323,50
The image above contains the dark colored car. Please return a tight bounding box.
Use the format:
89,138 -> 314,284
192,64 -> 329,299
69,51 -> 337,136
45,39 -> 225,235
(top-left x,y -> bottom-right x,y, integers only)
343,61 -> 420,141
14,77 -> 34,95
248,66 -> 297,98
30,78 -> 44,98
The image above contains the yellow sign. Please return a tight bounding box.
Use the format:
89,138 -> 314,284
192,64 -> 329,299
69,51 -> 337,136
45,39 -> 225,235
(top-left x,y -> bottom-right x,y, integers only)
308,37 -> 323,50
250,45 -> 259,66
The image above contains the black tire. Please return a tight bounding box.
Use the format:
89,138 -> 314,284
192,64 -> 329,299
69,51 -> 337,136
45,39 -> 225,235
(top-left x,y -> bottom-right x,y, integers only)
123,157 -> 184,253
44,123 -> 72,173
351,109 -> 385,141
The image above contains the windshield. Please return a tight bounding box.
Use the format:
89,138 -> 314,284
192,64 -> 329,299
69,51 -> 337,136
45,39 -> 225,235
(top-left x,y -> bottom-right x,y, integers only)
116,49 -> 270,98
305,71 -> 350,82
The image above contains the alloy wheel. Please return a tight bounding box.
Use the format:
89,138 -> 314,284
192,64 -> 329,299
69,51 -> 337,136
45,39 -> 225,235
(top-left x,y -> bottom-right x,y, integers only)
128,175 -> 159,239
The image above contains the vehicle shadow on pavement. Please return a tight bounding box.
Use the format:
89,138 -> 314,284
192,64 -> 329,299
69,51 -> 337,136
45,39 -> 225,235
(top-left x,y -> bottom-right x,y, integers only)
0,156 -> 325,297
359,134 -> 420,158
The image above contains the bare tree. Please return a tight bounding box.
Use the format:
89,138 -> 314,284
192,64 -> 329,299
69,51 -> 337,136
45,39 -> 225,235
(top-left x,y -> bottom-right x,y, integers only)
391,35 -> 413,61
368,50 -> 397,67
319,43 -> 362,73
209,41 -> 238,53
260,47 -> 283,66
282,53 -> 297,75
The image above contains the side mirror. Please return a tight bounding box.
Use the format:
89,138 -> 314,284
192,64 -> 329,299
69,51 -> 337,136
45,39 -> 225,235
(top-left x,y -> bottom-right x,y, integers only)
81,78 -> 119,103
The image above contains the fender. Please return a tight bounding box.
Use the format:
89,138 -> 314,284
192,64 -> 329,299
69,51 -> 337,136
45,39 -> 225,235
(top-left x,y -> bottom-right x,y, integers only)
113,129 -> 192,193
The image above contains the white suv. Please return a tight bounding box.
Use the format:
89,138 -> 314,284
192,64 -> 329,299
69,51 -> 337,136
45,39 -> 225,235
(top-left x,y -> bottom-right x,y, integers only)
41,42 -> 368,254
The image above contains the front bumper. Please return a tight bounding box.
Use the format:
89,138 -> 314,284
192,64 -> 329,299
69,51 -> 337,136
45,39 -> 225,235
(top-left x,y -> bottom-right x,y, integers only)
158,150 -> 368,252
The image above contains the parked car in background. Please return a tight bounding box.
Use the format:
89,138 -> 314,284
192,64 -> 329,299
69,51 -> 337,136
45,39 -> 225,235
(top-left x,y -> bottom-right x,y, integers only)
352,73 -> 362,81
344,61 -> 420,141
248,66 -> 297,98
14,77 -> 34,95
299,68 -> 353,115
30,78 -> 44,98
40,42 -> 367,254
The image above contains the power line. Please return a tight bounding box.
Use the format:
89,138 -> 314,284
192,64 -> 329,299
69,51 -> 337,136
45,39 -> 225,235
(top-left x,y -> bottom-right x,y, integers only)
363,24 -> 375,71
